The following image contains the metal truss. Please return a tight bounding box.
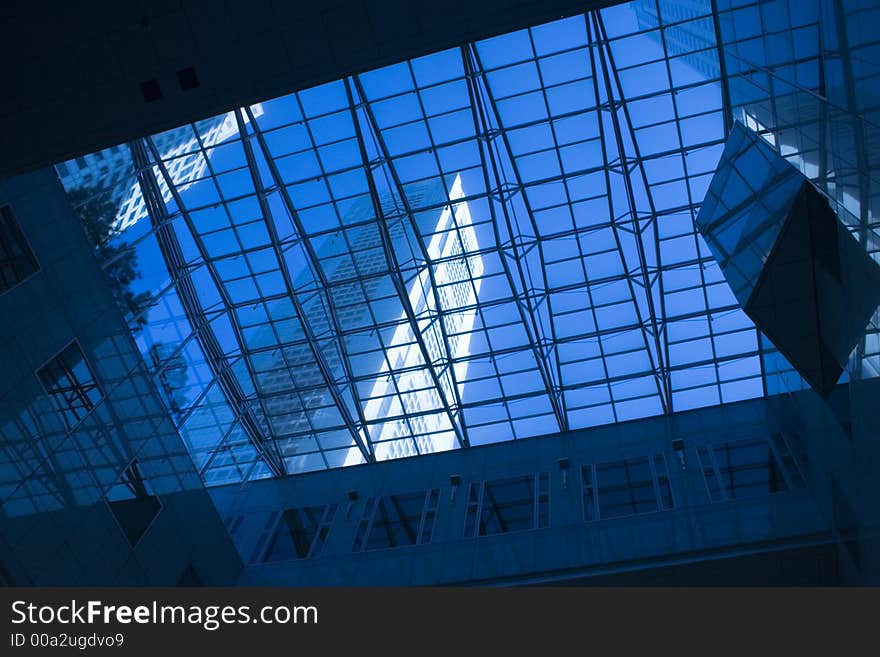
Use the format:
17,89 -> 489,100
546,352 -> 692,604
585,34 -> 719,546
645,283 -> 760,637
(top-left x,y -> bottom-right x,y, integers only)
464,44 -> 570,432
66,3 -> 778,483
347,75 -> 471,448
233,109 -> 374,463
588,11 -> 672,413
130,139 -> 287,477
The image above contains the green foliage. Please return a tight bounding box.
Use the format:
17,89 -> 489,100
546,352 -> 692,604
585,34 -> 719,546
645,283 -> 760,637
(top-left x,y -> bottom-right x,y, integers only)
65,186 -> 154,328
148,343 -> 189,417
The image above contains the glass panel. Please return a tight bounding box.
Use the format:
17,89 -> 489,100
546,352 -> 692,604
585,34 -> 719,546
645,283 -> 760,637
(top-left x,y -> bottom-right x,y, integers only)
596,457 -> 658,519
0,205 -> 39,293
37,342 -> 103,430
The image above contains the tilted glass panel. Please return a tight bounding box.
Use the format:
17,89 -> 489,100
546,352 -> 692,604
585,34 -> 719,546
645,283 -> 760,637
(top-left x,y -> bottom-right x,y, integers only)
36,342 -> 103,431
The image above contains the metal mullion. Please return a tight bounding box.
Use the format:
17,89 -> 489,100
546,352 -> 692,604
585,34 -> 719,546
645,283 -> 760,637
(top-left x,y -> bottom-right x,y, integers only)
648,452 -> 664,511
382,64 -> 474,417
202,296 -> 748,381
392,58 -> 488,450
617,100 -> 724,134
765,434 -> 795,492
171,148 -> 331,474
247,353 -> 457,406
258,342 -> 764,435
56,358 -> 94,416
831,0 -> 871,379
148,125 -> 704,218
670,365 -> 763,396
499,135 -> 727,195
480,482 -> 507,535
264,95 -> 725,200
246,132 -> 725,238
144,140 -> 286,440
355,94 -> 472,134
665,348 -> 762,374
580,30 -> 649,423
200,232 -> 302,261
446,301 -> 745,366
474,60 -> 564,409
346,76 -> 468,450
350,71 -> 471,448
667,322 -> 761,349
443,218 -> 518,433
465,44 -> 568,432
459,349 -> 765,409
720,34 -> 872,128
515,29 -> 586,423
608,8 -> 729,408
197,416 -> 253,478
263,101 -> 424,456
233,109 -> 374,464
141,139 -> 254,352
169,351 -> 245,430
470,73 -> 727,134
590,12 -> 672,415
482,48 -> 720,106
133,138 -> 287,477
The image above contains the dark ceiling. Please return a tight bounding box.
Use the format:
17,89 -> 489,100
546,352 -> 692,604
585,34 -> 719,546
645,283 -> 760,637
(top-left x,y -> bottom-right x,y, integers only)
0,0 -> 621,177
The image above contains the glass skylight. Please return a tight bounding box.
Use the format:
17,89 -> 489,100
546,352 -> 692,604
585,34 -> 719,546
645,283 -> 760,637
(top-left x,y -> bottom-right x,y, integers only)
58,0 -> 767,486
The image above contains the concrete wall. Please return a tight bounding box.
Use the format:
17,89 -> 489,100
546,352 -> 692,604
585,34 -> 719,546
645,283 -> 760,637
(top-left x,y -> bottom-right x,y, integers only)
0,0 -> 621,177
211,388 -> 871,585
0,168 -> 242,585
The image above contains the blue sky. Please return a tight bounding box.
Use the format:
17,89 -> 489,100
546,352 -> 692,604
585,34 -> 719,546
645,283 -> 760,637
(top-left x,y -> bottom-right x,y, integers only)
63,0 -> 767,484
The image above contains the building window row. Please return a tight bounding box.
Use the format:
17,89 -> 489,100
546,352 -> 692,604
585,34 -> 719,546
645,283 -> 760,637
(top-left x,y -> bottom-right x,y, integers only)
227,434 -> 809,564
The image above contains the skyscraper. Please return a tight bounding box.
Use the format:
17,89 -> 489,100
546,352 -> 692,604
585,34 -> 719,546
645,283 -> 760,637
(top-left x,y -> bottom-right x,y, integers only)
55,105 -> 264,233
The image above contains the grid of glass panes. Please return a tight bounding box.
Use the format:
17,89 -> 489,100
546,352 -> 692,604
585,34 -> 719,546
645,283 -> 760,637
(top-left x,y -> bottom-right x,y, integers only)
36,342 -> 103,430
464,472 -> 550,537
712,0 -> 880,384
352,489 -> 440,551
581,453 -> 673,521
57,1 -> 771,485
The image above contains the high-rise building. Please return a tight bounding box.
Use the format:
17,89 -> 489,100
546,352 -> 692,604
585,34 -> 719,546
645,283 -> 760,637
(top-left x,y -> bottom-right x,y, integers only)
55,105 -> 264,233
